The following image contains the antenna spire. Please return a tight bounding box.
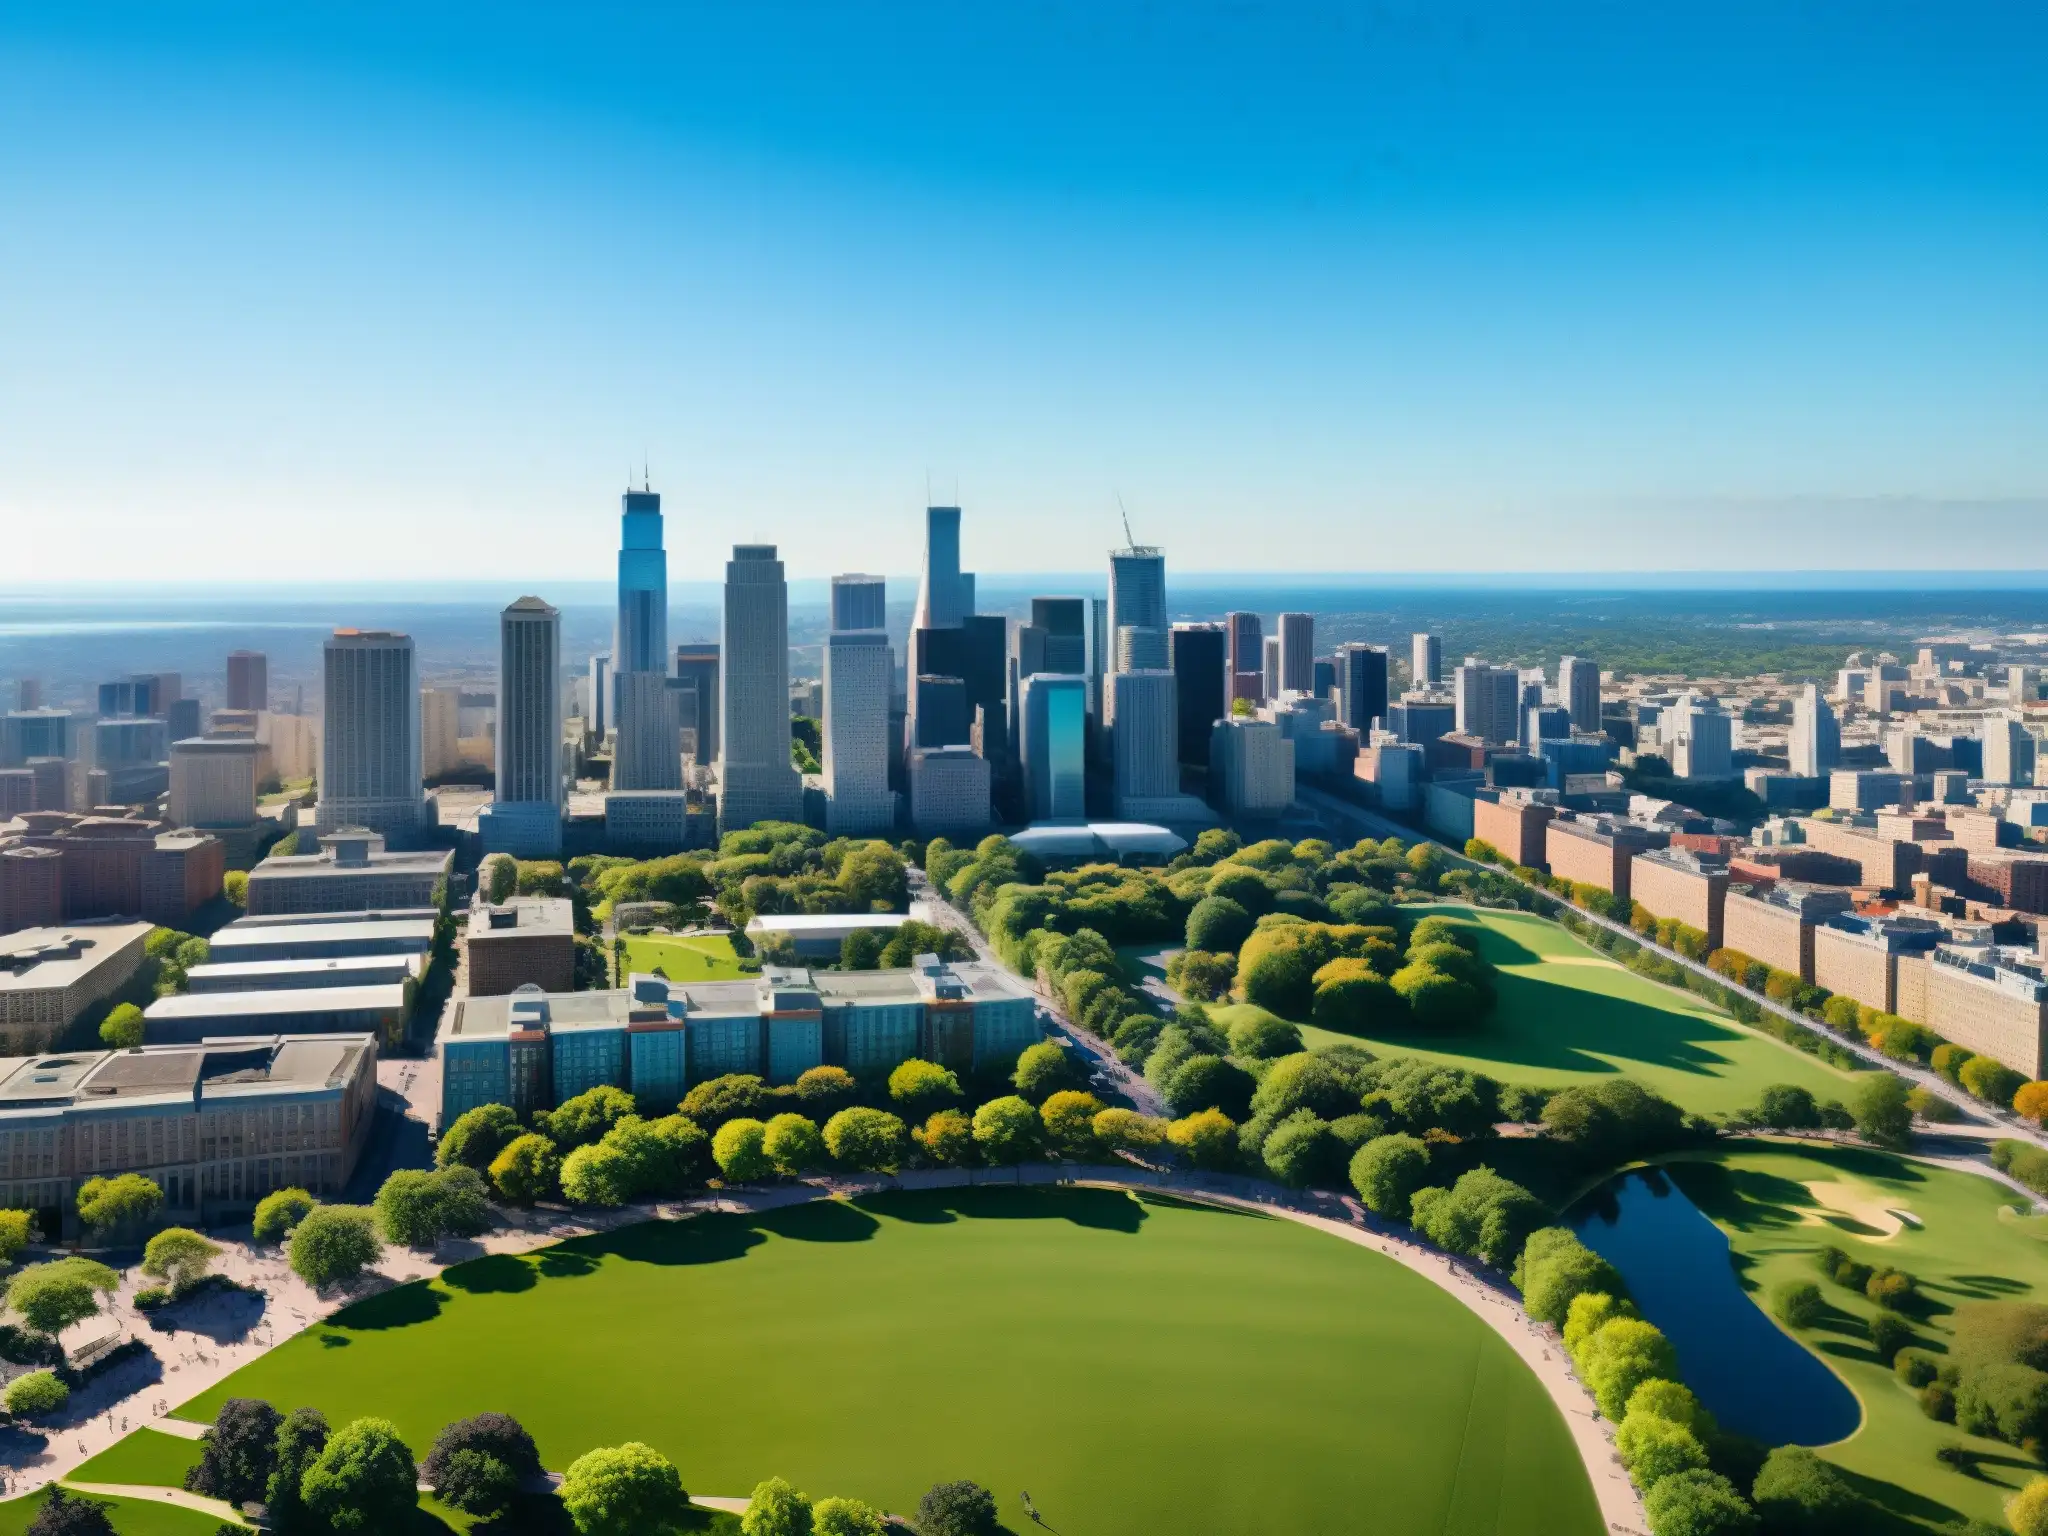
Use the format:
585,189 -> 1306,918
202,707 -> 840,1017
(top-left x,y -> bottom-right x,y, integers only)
1116,491 -> 1136,550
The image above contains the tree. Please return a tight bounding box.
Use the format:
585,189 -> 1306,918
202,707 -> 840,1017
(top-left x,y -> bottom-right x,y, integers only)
2015,1082 -> 2048,1126
1310,961 -> 1402,1034
252,1187 -> 316,1245
1185,895 -> 1255,954
713,1119 -> 774,1182
539,1085 -> 638,1149
1388,964 -> 1487,1029
812,1497 -> 886,1536
1409,1167 -> 1546,1268
916,1481 -> 999,1536
437,1104 -> 522,1172
1626,1378 -> 1707,1432
1850,1074 -> 1913,1150
823,1108 -> 907,1172
75,1172 -> 162,1237
483,854 -> 519,903
560,1442 -> 691,1536
425,1413 -> 540,1519
374,1167 -> 491,1247
1750,1446 -> 1858,1535
23,1488 -> 114,1536
490,1133 -> 561,1205
437,1450 -> 518,1518
2012,1478 -> 2048,1536
742,1476 -> 813,1536
1166,1107 -> 1238,1170
1771,1280 -> 1824,1329
1751,1084 -> 1821,1130
1513,1227 -> 1626,1327
605,1115 -> 707,1196
763,1113 -> 826,1176
679,1073 -> 772,1129
1580,1316 -> 1680,1421
1039,1090 -> 1105,1159
1263,1111 -> 1337,1187
1644,1470 -> 1758,1536
1616,1410 -> 1708,1489
915,1109 -> 977,1167
1163,1055 -> 1255,1119
971,1096 -> 1041,1164
887,1059 -> 962,1118
288,1205 -> 383,1289
1092,1108 -> 1167,1156
265,1406 -> 329,1535
300,1417 -> 418,1533
561,1143 -> 638,1207
1349,1134 -> 1430,1222
7,1256 -> 117,1336
793,1066 -> 858,1115
1167,950 -> 1237,1002
4,1370 -> 67,1421
1961,1054 -> 2027,1108
142,1227 -> 221,1294
1012,1041 -> 1081,1104
184,1397 -> 282,1506
99,1003 -> 145,1050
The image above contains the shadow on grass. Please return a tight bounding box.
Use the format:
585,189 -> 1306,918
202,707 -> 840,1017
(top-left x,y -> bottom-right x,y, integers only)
1833,1463 -> 1967,1535
442,1253 -> 540,1295
857,1185 -> 1148,1233
1946,1274 -> 2035,1298
471,1492 -> 740,1535
1137,1191 -> 1274,1220
330,1280 -> 445,1330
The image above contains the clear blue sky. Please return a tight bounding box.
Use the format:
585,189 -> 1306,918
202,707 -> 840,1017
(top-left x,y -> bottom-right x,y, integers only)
3,1 -> 2045,583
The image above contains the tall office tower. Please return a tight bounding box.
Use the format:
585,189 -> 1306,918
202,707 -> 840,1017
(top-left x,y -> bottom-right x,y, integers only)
1277,613 -> 1314,694
1171,623 -> 1228,766
1312,659 -> 1337,699
1226,612 -> 1264,704
831,574 -> 888,634
961,615 -> 1010,762
165,697 -> 201,743
908,506 -> 970,750
1335,644 -> 1389,734
615,488 -> 668,674
824,632 -> 894,835
170,738 -> 259,829
674,644 -> 720,763
316,630 -> 423,842
14,681 -> 38,711
1788,684 -> 1841,778
1985,713 -> 2039,787
614,672 -> 683,790
1411,633 -> 1442,688
1559,656 -> 1600,734
1262,636 -> 1282,700
587,652 -> 611,740
1525,706 -> 1572,750
2010,665 -> 2038,704
420,686 -> 461,779
912,676 -> 969,748
480,596 -> 566,856
1107,670 -> 1178,810
718,545 -> 802,833
1106,545 -> 1167,664
1666,692 -> 1734,781
1211,717 -> 1294,816
1453,661 -> 1518,746
1020,674 -> 1088,820
1115,625 -> 1168,672
226,651 -> 268,713
1030,598 -> 1088,673
97,675 -> 162,718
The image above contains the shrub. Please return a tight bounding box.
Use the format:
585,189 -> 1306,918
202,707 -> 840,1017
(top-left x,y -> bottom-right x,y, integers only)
1904,1086 -> 1961,1123
1866,1267 -> 1916,1311
1849,1074 -> 1912,1149
2011,1476 -> 2048,1536
1955,1362 -> 2048,1445
1513,1227 -> 1626,1328
1226,1011 -> 1302,1060
1185,895 -> 1255,954
488,1134 -> 560,1205
141,1227 -> 222,1293
1867,1311 -> 1914,1363
970,1096 -> 1040,1164
373,1167 -> 491,1247
1749,1446 -> 1858,1535
1894,1347 -> 1940,1388
289,1206 -> 382,1289
1310,960 -> 1403,1034
1388,963 -> 1487,1029
252,1187 -> 316,1245
1772,1280 -> 1824,1329
822,1108 -> 907,1172
1349,1134 -> 1430,1223
1961,1054 -> 2027,1108
1920,1381 -> 1956,1421
4,1370 -> 68,1421
134,1285 -> 170,1309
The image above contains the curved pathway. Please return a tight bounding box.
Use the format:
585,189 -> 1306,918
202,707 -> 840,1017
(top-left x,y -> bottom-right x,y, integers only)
63,1482 -> 244,1523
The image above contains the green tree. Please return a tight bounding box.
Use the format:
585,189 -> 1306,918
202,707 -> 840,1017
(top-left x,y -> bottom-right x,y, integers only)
265,1407 -> 329,1536
560,1442 -> 691,1536
887,1058 -> 962,1118
1512,1227 -> 1626,1327
608,1114 -> 709,1195
1751,1084 -> 1821,1130
1185,895 -> 1255,954
539,1085 -> 638,1149
483,854 -> 518,903
1750,1446 -> 1859,1535
561,1142 -> 638,1207
1961,1054 -> 2027,1108
971,1096 -> 1041,1164
23,1488 -> 112,1536
424,1413 -> 540,1519
712,1119 -> 774,1182
1616,1410 -> 1708,1490
3,1370 -> 68,1421
489,1134 -> 561,1205
812,1496 -> 886,1536
2012,1478 -> 2048,1536
1580,1316 -> 1680,1421
1772,1280 -> 1824,1328
1850,1073 -> 1913,1149
823,1108 -> 907,1172
142,1227 -> 221,1293
792,1066 -> 858,1114
1012,1040 -> 1081,1103
374,1167 -> 492,1248
184,1397 -> 281,1507
1092,1108 -> 1167,1156
763,1113 -> 826,1176
75,1172 -> 162,1237
301,1417 -> 419,1533
436,1104 -> 522,1172
0,1209 -> 32,1270
1350,1134 -> 1431,1222
1039,1090 -> 1105,1159
1262,1110 -> 1337,1187
679,1073 -> 771,1129
287,1205 -> 382,1289
742,1476 -> 813,1536
252,1187 -> 316,1245
1163,1055 -> 1256,1119
1165,1107 -> 1239,1170
7,1256 -> 117,1336
98,1002 -> 145,1050
915,1480 -> 998,1536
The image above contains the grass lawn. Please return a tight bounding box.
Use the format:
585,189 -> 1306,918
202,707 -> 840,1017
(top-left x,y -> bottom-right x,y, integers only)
0,1488 -> 241,1535
171,1187 -> 1599,1536
619,931 -> 751,983
73,1428 -> 203,1488
1653,1141 -> 2048,1531
1216,906 -> 1868,1116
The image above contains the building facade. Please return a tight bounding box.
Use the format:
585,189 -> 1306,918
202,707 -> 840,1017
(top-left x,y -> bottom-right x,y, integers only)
1720,883 -> 1853,981
1335,644 -> 1389,734
317,630 -> 424,843
484,595 -> 565,857
718,545 -> 803,833
1170,624 -> 1227,766
1277,613 -> 1314,695
1211,717 -> 1293,817
1411,633 -> 1442,688
466,896 -> 576,996
823,628 -> 896,836
169,738 -> 260,830
1629,849 -> 1732,950
1021,675 -> 1087,821
244,829 -> 451,916
0,922 -> 152,1051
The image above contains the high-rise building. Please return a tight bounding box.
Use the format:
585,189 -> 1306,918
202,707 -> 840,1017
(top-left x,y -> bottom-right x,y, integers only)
1106,545 -> 1167,661
420,687 -> 461,780
1107,670 -> 1178,810
98,675 -> 167,718
1453,661 -> 1519,746
1115,625 -> 1168,671
316,630 -> 423,843
14,682 -> 38,712
1262,636 -> 1282,701
674,644 -> 720,764
611,674 -> 682,792
718,546 -> 802,833
1559,656 -> 1600,734
1666,692 -> 1734,781
831,575 -> 888,634
482,596 -> 565,856
612,487 -> 673,792
1030,598 -> 1088,674
1789,684 -> 1840,778
1277,613 -> 1314,694
1985,714 -> 2039,787
170,738 -> 260,830
1211,717 -> 1293,816
1335,644 -> 1389,734
1226,612 -> 1263,704
226,651 -> 268,713
1170,624 -> 1228,766
908,506 -> 970,752
1525,705 -> 1572,750
587,652 -> 611,740
914,507 -> 969,632
1,711 -> 72,767
1411,633 -> 1442,688
1020,674 -> 1087,821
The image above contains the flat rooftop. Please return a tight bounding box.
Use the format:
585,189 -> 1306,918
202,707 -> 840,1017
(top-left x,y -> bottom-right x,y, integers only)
145,984 -> 409,1019
0,1034 -> 373,1116
0,922 -> 153,992
185,953 -> 425,986
470,897 -> 575,939
209,917 -> 436,953
249,847 -> 451,878
227,908 -> 437,929
745,913 -> 910,935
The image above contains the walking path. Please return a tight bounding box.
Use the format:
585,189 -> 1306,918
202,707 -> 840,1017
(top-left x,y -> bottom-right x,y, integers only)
63,1482 -> 242,1522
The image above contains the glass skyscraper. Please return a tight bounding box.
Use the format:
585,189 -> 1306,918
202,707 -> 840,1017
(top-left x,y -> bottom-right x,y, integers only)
615,489 -> 667,674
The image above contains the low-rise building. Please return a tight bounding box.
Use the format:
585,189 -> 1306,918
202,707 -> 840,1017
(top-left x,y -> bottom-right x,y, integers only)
0,1034 -> 377,1229
0,813 -> 223,928
603,790 -> 707,855
438,956 -> 1040,1128
1472,791 -> 1554,869
244,828 -> 452,916
205,913 -> 437,966
1797,818 -> 1920,893
1720,883 -> 1854,982
466,896 -> 576,996
1812,913 -> 1943,1015
744,912 -> 912,960
1915,945 -> 2048,1078
144,985 -> 410,1045
1629,848 -> 1731,950
1965,853 -> 2048,916
1544,816 -> 1668,901
0,921 -> 153,1052
183,952 -> 425,994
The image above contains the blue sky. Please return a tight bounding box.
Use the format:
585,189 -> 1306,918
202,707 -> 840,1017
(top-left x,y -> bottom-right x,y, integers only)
2,1 -> 2044,582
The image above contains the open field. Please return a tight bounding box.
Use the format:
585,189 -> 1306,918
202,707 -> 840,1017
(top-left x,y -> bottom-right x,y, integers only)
1217,906 -> 1868,1116
1652,1141 -> 2048,1532
168,1187 -> 1599,1536
73,1430 -> 204,1489
0,1489 -> 236,1536
619,931 -> 750,983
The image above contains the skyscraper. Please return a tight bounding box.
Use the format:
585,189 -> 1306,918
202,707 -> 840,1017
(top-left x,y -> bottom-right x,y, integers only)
1171,623 -> 1227,766
1454,661 -> 1519,746
1262,636 -> 1282,701
1666,692 -> 1734,781
1789,684 -> 1840,778
824,574 -> 893,835
1106,545 -> 1167,655
1107,669 -> 1178,813
226,651 -> 268,713
908,506 -> 969,751
1411,633 -> 1442,688
587,652 -> 611,739
717,545 -> 802,833
1985,713 -> 2037,787
674,644 -> 720,764
1226,612 -> 1263,704
1278,613 -> 1314,694
1335,644 -> 1389,734
831,575 -> 888,634
1029,598 -> 1088,673
1559,656 -> 1600,734
612,487 -> 675,790
482,597 -> 565,856
316,630 -> 423,843
1021,674 -> 1087,821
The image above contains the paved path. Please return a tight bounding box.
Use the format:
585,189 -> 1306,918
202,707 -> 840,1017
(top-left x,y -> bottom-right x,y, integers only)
63,1482 -> 245,1524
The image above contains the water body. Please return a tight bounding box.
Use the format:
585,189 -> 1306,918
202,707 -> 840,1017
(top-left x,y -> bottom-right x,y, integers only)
1570,1168 -> 1861,1447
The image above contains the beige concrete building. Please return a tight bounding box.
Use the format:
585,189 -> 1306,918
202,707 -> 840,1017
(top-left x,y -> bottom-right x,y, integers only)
1812,913 -> 1943,1015
1910,946 -> 2048,1077
1629,849 -> 1731,949
0,921 -> 153,1052
1545,817 -> 1668,901
1721,883 -> 1854,981
466,896 -> 576,996
246,828 -> 452,916
1798,818 -> 1920,893
1473,792 -> 1554,869
170,737 -> 261,829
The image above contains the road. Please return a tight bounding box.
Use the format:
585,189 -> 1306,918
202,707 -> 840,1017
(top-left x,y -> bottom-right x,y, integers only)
908,870 -> 1169,1118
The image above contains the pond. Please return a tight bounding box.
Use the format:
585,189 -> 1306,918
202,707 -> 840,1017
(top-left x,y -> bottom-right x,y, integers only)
1570,1167 -> 1861,1447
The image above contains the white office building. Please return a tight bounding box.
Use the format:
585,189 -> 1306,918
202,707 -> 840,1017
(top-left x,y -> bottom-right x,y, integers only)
1789,684 -> 1840,778
169,738 -> 260,829
718,545 -> 803,833
823,628 -> 895,835
1411,632 -> 1442,688
1108,669 -> 1178,812
612,671 -> 683,793
1454,662 -> 1519,746
1211,717 -> 1294,817
1985,713 -> 2039,788
1666,692 -> 1735,781
316,631 -> 424,844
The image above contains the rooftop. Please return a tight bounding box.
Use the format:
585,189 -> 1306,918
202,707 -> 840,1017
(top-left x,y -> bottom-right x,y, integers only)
470,896 -> 575,938
145,984 -> 409,1020
209,917 -> 437,954
184,953 -> 426,986
1008,822 -> 1190,859
0,922 -> 153,991
0,1035 -> 371,1116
